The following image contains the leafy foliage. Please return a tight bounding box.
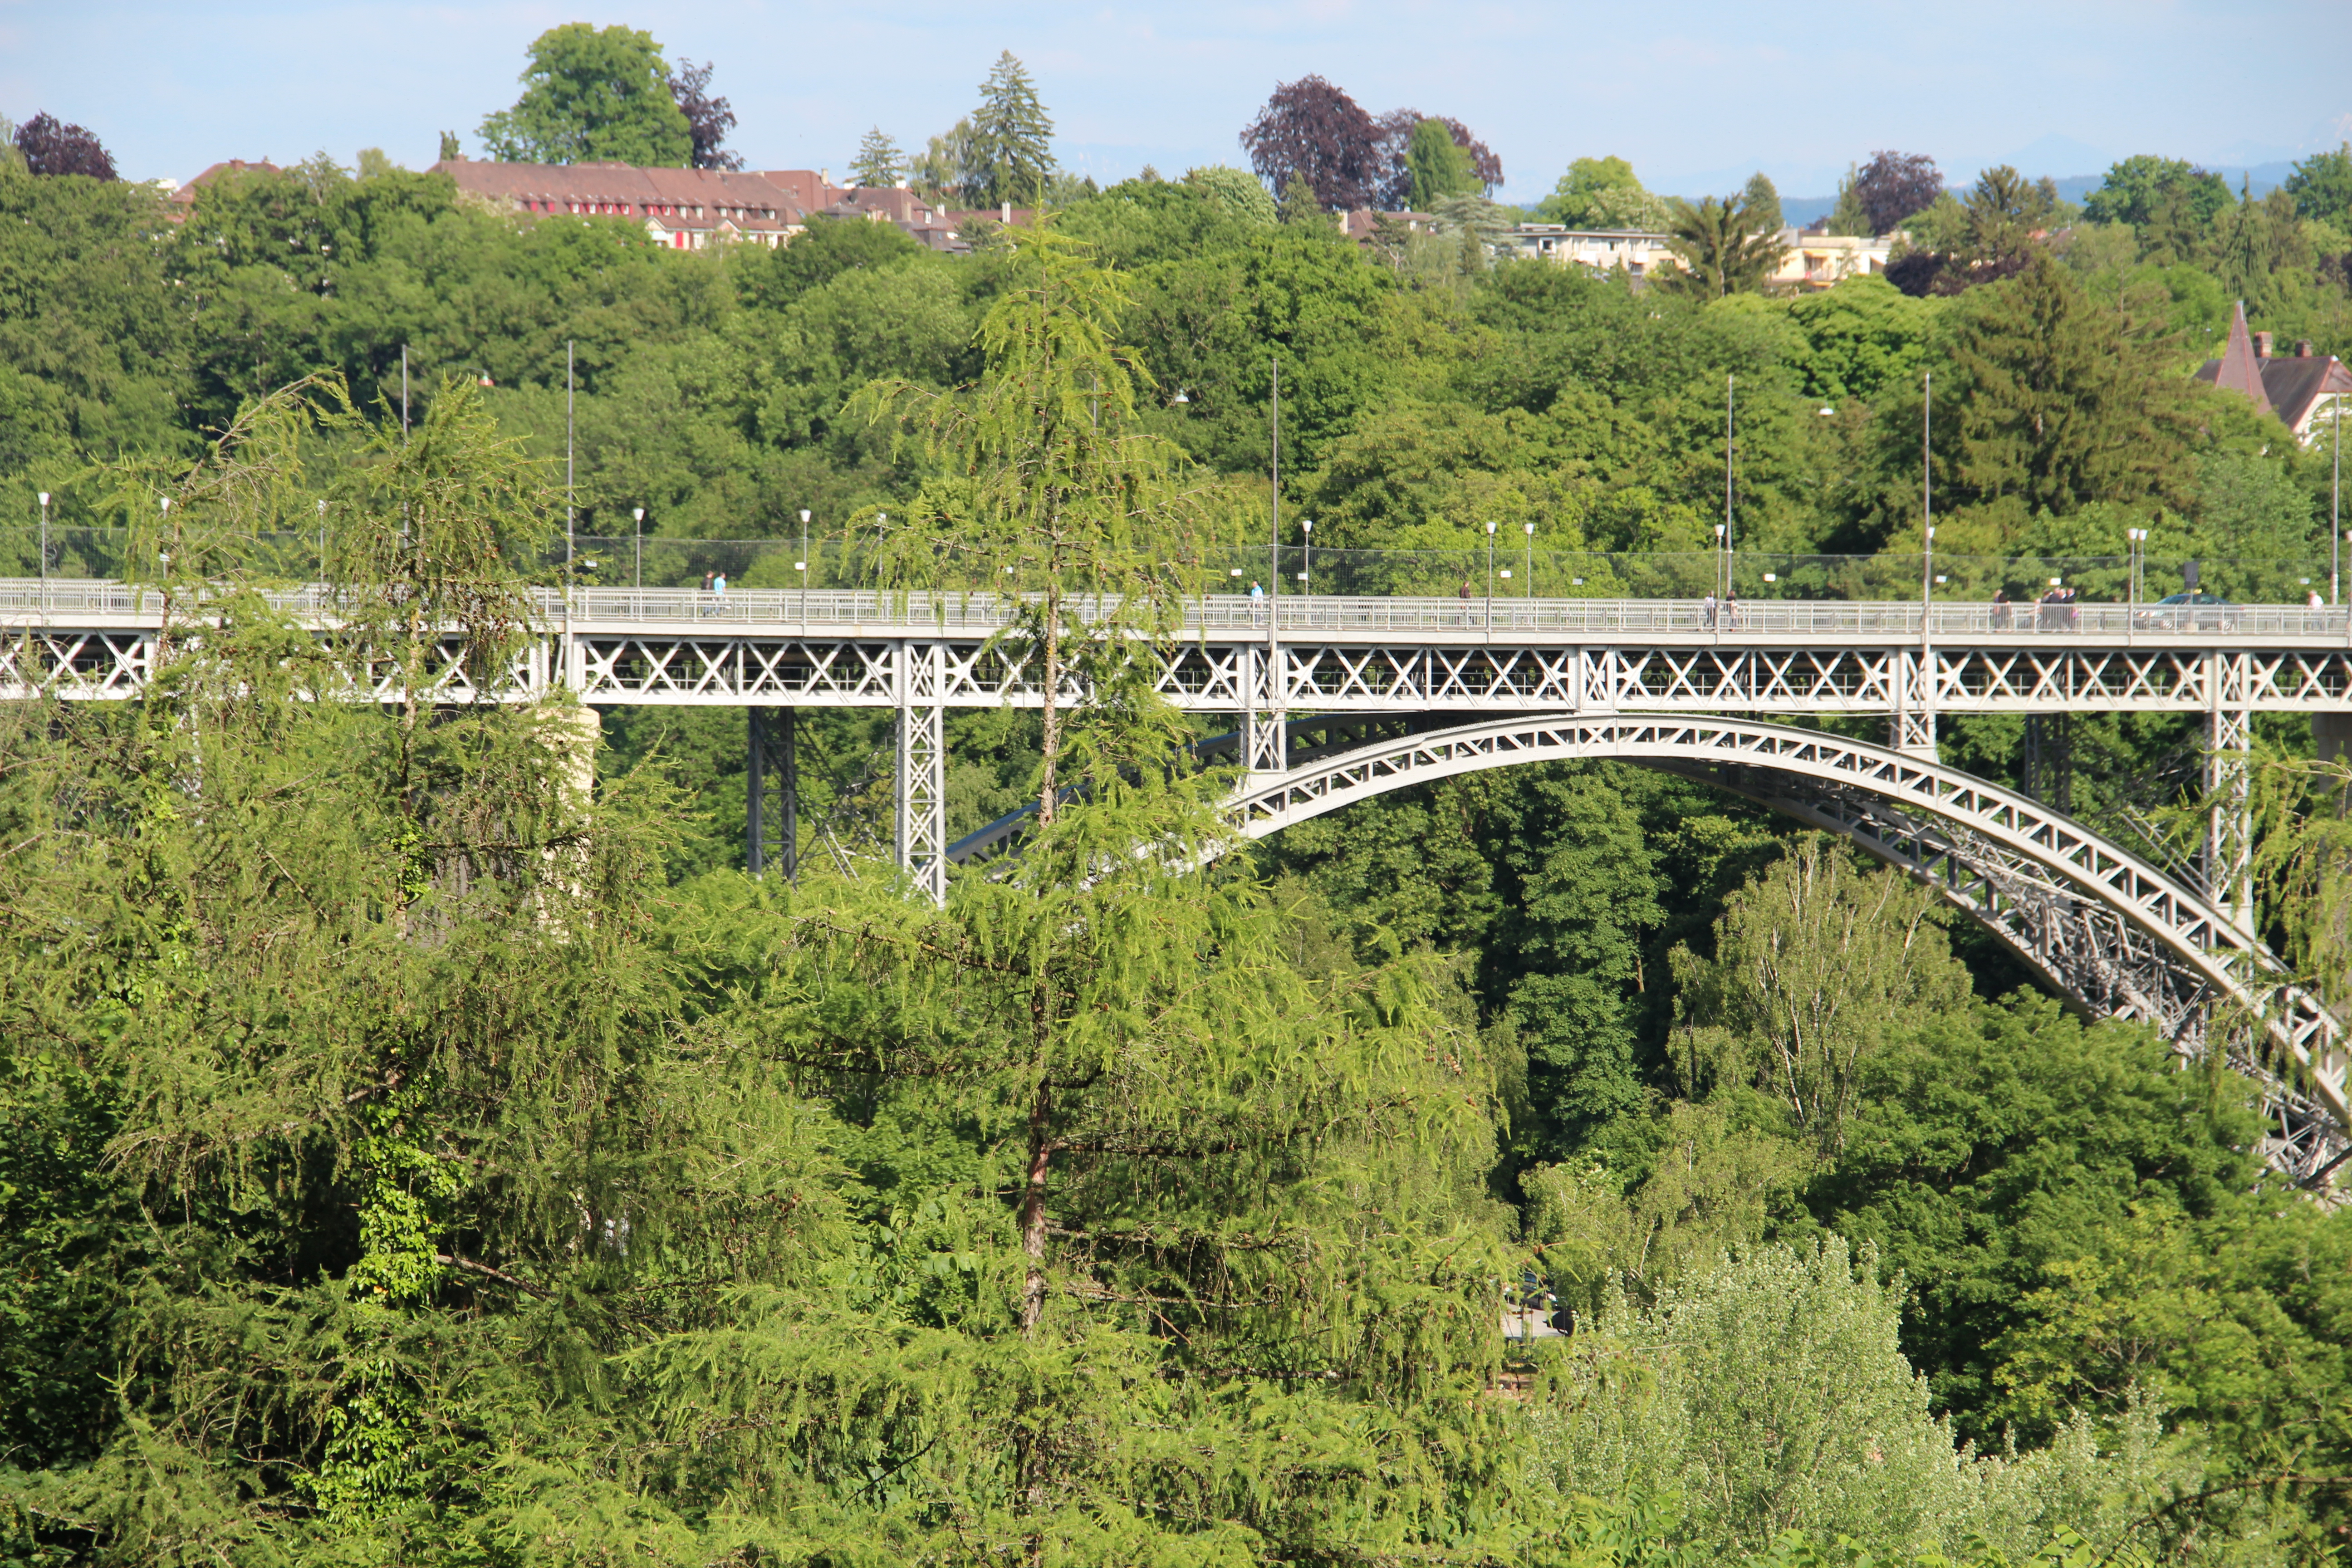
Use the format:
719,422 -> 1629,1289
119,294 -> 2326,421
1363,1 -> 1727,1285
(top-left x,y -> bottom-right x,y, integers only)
476,22 -> 694,167
665,56 -> 741,171
11,112 -> 116,181
1850,150 -> 1945,236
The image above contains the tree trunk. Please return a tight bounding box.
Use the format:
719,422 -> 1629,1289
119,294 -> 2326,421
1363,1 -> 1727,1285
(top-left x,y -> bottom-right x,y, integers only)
1019,1077 -> 1052,1334
1038,586 -> 1060,825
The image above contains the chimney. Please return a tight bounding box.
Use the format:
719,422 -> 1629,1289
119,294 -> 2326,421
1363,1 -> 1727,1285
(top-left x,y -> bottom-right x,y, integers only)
1000,201 -> 1010,223
2254,330 -> 2274,358
2298,340 -> 2315,358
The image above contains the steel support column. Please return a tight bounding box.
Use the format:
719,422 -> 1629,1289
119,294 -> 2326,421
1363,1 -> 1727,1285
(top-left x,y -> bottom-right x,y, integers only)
1893,646 -> 1938,759
2206,649 -> 2254,935
895,642 -> 947,904
1243,644 -> 1287,775
2023,712 -> 2073,813
747,706 -> 797,881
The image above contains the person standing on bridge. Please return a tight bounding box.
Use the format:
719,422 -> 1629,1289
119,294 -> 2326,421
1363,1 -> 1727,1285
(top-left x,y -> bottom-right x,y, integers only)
1992,588 -> 2012,630
1702,591 -> 1718,630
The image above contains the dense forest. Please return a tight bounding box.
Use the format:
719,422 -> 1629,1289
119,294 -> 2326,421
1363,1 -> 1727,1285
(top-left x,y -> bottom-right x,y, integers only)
5,105 -> 2352,1564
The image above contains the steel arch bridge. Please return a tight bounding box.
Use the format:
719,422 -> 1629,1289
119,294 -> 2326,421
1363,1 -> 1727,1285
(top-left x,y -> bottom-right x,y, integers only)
1215,710 -> 2349,1188
7,578 -> 2349,1184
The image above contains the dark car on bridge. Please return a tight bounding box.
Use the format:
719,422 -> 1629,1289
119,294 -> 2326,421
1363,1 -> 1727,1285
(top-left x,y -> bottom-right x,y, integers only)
2144,591 -> 2238,632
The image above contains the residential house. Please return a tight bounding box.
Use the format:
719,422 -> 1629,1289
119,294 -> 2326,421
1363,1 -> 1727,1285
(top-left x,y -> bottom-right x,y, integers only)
165,159 -> 284,217
1494,225 -> 1675,277
2196,300 -> 2352,446
429,158 -> 807,249
1766,230 -> 1902,289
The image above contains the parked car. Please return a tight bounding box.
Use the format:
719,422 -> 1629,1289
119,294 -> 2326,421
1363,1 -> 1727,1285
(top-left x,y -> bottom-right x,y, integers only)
2144,591 -> 2238,632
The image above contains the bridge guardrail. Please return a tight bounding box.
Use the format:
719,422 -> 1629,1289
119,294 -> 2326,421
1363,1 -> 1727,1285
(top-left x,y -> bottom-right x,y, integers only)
5,579 -> 2350,642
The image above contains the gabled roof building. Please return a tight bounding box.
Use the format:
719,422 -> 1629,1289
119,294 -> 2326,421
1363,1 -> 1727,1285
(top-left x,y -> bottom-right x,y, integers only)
2195,300 -> 2352,446
428,158 -> 807,249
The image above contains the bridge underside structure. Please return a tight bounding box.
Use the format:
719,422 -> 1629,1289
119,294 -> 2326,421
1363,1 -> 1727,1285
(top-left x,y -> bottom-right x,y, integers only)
7,583 -> 2349,1185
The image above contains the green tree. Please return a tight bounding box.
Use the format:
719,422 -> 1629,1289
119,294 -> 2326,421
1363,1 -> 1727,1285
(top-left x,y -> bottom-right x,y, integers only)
1182,163 -> 1279,228
1670,836 -> 1971,1157
1523,1241 -> 2197,1563
0,160 -> 189,513
1932,251 -> 2202,531
1658,191 -> 1788,299
1742,171 -> 1785,235
848,124 -> 905,187
1788,275 -> 1938,403
1406,117 -> 1479,208
1826,162 -> 1870,236
476,22 -> 693,167
1536,155 -> 1670,230
962,50 -> 1056,208
2285,141 -> 2352,226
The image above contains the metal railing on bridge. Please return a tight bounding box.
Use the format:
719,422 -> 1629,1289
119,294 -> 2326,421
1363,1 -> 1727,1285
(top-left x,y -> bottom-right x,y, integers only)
2,527 -> 2337,612
8,577 -> 2350,643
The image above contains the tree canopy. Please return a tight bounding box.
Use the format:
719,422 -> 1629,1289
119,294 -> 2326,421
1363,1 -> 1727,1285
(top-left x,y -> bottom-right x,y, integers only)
476,22 -> 695,167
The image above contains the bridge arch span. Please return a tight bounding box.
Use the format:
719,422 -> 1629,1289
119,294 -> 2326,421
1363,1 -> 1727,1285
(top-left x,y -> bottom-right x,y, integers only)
1228,712 -> 2348,1185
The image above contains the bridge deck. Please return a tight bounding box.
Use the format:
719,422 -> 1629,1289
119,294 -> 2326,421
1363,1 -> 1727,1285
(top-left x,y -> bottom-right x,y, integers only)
6,580 -> 2349,645
6,580 -> 2349,715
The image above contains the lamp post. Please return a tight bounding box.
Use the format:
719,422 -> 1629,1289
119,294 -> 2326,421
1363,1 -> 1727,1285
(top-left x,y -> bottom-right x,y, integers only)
1524,520 -> 1535,600
2332,394 -> 2342,608
316,498 -> 327,587
1485,519 -> 1497,629
798,509 -> 811,619
633,507 -> 644,588
1300,518 -> 1312,591
2127,527 -> 2148,633
1724,373 -> 1736,599
1921,369 -> 1932,637
36,491 -> 48,585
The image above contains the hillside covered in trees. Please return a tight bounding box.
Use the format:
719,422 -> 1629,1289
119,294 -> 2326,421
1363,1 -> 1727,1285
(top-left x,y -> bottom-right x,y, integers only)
5,114 -> 2352,1565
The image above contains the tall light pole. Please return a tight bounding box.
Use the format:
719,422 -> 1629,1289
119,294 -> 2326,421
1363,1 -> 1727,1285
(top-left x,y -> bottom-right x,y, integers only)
632,507 -> 645,588
1524,520 -> 1535,600
799,509 -> 811,618
1269,357 -> 1281,621
565,340 -> 576,583
2128,526 -> 2148,634
2333,394 -> 2342,607
1922,370 -> 1933,630
36,491 -> 48,585
1724,373 -> 1736,601
1300,517 -> 1312,591
1485,519 -> 1497,628
316,498 -> 327,586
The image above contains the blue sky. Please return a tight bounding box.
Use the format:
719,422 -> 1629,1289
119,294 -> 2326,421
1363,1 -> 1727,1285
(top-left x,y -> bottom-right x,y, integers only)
6,0 -> 2349,203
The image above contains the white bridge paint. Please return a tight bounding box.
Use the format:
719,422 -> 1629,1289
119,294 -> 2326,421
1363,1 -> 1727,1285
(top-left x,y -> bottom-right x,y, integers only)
4,581 -> 2342,1182
1224,712 -> 2347,1186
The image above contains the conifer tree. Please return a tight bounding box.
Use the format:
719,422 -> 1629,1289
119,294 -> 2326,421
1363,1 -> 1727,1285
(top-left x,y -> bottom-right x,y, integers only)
848,124 -> 906,187
965,50 -> 1056,208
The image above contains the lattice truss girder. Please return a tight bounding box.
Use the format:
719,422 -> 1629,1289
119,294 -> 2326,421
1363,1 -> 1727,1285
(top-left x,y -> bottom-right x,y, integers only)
895,642 -> 948,905
1225,712 -> 2349,1187
20,624 -> 2352,714
0,630 -> 152,699
1724,772 -> 2345,1186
